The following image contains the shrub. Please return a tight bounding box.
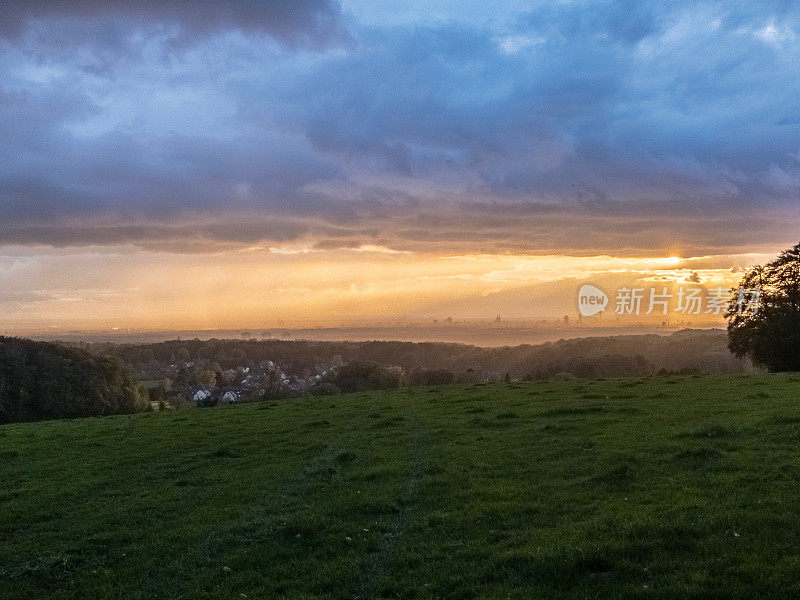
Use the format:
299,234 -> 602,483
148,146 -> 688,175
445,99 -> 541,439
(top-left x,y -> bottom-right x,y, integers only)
409,369 -> 455,386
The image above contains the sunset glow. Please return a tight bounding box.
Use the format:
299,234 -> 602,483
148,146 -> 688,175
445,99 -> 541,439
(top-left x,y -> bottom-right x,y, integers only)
1,2 -> 799,333
0,247 -> 773,333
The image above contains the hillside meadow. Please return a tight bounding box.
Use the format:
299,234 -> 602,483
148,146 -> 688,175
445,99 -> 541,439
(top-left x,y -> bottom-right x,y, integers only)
3,374 -> 800,598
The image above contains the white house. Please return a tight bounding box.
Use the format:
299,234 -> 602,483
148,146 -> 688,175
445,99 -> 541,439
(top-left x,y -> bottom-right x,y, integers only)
193,389 -> 211,403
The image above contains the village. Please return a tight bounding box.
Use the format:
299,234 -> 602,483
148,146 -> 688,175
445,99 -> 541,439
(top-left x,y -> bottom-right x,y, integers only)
138,356 -> 345,409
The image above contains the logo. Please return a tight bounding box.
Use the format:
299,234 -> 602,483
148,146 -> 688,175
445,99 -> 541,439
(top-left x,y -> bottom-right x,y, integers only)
578,284 -> 608,317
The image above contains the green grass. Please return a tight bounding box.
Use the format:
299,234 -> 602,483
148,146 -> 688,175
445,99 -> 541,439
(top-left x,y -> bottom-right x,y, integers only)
4,374 -> 800,598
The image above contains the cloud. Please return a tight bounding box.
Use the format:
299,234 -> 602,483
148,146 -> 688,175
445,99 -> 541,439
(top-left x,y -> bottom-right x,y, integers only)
0,0 -> 349,48
1,1 -> 800,256
686,271 -> 702,283
0,220 -> 311,252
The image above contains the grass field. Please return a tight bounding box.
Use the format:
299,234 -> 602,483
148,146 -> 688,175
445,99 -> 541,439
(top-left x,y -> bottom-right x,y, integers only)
4,374 -> 800,599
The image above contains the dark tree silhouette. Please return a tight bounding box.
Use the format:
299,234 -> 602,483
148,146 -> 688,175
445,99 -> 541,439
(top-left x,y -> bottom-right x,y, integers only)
726,242 -> 800,371
0,337 -> 144,423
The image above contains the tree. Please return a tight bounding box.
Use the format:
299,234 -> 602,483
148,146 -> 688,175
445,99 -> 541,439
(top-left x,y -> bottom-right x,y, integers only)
0,337 -> 145,423
726,242 -> 800,371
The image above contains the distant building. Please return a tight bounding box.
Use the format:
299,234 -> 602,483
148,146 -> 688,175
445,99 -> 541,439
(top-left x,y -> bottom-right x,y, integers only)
193,389 -> 211,403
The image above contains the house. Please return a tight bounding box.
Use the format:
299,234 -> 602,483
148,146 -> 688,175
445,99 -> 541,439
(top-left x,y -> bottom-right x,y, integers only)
193,389 -> 211,403
221,390 -> 238,404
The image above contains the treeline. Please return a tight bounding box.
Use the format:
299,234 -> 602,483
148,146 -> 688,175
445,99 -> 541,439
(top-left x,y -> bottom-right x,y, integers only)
0,337 -> 144,424
87,329 -> 746,381
0,331 -> 749,423
308,330 -> 745,393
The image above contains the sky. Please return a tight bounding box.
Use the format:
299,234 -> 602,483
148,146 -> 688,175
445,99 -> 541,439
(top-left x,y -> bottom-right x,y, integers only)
1,1 -> 799,331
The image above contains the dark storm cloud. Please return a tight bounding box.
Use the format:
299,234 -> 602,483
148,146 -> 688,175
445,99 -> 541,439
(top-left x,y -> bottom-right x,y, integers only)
0,1 -> 348,48
1,1 -> 800,254
0,220 -> 310,251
